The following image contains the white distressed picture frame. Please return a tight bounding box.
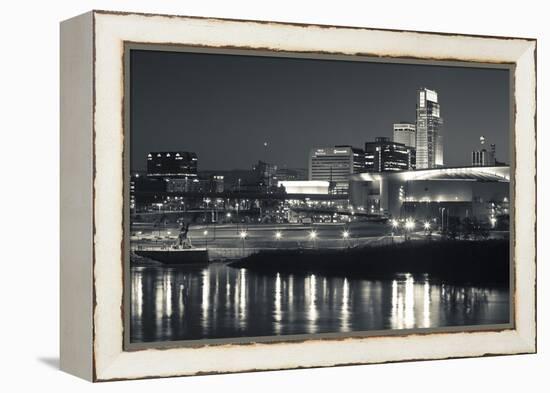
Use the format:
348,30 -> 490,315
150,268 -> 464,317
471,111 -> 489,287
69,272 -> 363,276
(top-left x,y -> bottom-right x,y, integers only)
60,10 -> 536,382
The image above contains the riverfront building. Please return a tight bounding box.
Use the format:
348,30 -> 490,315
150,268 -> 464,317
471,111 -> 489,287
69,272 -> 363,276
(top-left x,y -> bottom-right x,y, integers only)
349,166 -> 510,222
147,151 -> 198,178
416,88 -> 444,169
130,172 -> 167,211
165,175 -> 225,193
393,122 -> 416,148
274,168 -> 308,182
364,137 -> 416,172
308,146 -> 364,192
278,180 -> 330,195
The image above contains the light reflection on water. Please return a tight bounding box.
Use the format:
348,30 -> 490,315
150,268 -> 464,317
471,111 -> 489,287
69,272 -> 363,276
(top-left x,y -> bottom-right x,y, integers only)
130,263 -> 509,343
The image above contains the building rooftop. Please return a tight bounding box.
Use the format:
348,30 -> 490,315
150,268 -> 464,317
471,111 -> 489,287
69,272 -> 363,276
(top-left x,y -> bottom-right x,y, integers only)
350,166 -> 510,182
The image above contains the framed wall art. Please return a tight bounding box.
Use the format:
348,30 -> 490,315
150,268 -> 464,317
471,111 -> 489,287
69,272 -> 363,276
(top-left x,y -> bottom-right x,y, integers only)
60,10 -> 537,381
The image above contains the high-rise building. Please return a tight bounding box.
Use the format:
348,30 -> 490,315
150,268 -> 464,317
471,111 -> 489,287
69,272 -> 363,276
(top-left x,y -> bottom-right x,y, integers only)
308,146 -> 364,191
147,151 -> 198,178
393,122 -> 416,148
472,150 -> 489,166
472,139 -> 497,167
416,88 -> 444,169
364,137 -> 415,173
336,145 -> 366,174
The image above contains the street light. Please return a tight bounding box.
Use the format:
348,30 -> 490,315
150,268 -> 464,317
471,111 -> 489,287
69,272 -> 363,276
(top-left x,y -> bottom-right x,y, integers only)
203,230 -> 209,249
390,219 -> 400,243
342,230 -> 350,248
239,230 -> 247,256
424,221 -> 431,240
405,219 -> 415,241
441,207 -> 446,232
275,231 -> 282,248
309,230 -> 317,248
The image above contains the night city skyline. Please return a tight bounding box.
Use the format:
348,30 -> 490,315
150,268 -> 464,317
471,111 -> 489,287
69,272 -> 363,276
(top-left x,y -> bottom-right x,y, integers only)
130,50 -> 510,172
128,47 -> 512,345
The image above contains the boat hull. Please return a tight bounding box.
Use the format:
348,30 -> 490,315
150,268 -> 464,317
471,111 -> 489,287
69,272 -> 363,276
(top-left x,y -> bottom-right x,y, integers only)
135,249 -> 209,265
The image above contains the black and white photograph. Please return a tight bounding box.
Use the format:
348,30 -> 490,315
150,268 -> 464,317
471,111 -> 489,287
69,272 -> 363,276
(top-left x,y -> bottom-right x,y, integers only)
1,0 -> 544,387
127,47 -> 512,345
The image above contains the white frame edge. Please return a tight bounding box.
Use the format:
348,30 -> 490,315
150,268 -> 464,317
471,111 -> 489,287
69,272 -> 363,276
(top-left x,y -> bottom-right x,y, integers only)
64,11 -> 536,381
60,11 -> 94,381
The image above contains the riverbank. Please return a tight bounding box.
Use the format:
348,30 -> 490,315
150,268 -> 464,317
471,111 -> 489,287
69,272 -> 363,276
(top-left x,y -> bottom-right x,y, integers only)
229,239 -> 510,286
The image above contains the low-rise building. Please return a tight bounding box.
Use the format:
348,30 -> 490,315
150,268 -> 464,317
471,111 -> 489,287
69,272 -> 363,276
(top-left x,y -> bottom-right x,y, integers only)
349,166 -> 509,222
278,180 -> 330,195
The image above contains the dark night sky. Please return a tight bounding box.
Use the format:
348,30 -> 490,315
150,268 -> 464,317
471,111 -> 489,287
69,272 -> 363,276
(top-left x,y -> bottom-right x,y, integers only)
130,49 -> 510,172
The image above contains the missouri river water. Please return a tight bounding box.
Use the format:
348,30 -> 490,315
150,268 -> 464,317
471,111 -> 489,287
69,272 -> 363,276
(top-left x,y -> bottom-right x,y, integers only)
130,262 -> 510,343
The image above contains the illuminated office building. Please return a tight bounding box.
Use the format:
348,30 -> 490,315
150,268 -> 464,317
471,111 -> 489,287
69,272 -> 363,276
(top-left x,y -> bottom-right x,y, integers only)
146,151 -> 198,178
364,137 -> 415,172
308,146 -> 364,192
416,88 -> 444,169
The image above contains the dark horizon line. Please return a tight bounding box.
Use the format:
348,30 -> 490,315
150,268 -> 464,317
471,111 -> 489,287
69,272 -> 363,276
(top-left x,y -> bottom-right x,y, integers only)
131,166 -> 308,174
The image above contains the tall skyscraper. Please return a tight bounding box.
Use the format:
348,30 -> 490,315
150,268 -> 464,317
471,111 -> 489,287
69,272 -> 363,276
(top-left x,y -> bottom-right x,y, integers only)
393,122 -> 416,148
415,88 -> 444,169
